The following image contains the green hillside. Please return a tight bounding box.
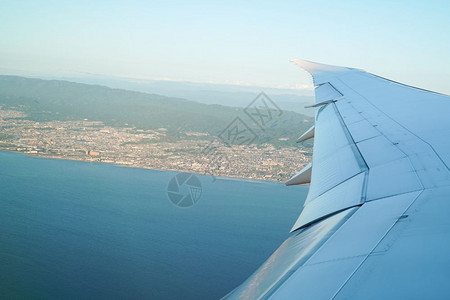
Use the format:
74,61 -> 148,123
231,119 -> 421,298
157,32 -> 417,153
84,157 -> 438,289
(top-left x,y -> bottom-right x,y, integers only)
0,75 -> 313,147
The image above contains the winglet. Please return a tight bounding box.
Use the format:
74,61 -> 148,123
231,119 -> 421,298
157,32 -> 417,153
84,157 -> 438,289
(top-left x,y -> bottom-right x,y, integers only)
289,59 -> 363,86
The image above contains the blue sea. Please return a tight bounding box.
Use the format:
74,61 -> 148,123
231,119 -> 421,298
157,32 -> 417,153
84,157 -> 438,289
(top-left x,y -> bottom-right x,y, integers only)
0,151 -> 307,299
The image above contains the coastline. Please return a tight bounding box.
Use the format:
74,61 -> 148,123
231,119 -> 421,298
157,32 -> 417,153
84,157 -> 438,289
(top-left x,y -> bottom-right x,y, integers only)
0,107 -> 311,183
0,149 -> 283,184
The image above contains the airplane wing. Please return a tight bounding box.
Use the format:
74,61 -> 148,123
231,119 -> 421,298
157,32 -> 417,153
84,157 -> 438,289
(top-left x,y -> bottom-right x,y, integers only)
224,60 -> 450,299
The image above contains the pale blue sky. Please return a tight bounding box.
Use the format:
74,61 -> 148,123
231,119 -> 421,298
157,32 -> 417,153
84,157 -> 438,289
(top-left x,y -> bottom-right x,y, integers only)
0,0 -> 449,93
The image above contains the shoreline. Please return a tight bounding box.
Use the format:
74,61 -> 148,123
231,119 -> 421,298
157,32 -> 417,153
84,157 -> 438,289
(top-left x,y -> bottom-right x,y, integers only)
0,149 -> 283,184
0,107 -> 310,184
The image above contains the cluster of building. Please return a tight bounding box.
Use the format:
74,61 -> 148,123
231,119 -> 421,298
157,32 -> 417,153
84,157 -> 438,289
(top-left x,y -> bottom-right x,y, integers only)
0,106 -> 312,182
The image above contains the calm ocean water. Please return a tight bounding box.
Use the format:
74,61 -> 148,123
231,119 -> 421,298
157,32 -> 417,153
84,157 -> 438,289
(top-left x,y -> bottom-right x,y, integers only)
0,151 -> 307,299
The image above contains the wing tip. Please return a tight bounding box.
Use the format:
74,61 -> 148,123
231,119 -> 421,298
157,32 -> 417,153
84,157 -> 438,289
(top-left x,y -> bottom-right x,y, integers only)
290,59 -> 350,72
289,59 -> 365,86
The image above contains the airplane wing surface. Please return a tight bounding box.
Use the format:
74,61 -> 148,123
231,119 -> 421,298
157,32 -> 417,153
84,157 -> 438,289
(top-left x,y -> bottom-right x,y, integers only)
224,60 -> 450,299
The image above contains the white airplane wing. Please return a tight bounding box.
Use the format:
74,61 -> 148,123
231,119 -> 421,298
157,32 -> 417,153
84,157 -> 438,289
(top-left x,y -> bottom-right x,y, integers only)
224,60 -> 450,299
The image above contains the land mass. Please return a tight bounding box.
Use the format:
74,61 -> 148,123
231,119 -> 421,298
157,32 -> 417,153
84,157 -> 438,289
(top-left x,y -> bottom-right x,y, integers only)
0,75 -> 313,181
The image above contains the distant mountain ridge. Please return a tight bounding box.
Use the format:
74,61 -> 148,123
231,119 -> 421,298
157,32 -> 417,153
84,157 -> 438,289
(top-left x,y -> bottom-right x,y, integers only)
50,75 -> 316,117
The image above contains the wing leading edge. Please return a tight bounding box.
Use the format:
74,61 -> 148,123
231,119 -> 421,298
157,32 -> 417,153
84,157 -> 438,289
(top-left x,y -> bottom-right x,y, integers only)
224,60 -> 450,299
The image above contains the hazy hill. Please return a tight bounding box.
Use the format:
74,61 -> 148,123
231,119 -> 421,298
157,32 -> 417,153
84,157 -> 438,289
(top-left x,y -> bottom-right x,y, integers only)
52,75 -> 316,116
0,75 -> 313,147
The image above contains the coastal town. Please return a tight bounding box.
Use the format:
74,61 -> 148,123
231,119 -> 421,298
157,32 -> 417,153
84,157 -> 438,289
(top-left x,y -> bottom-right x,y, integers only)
0,106 -> 312,182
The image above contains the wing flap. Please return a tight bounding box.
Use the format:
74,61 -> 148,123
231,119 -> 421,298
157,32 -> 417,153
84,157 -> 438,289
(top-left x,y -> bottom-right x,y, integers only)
291,172 -> 365,230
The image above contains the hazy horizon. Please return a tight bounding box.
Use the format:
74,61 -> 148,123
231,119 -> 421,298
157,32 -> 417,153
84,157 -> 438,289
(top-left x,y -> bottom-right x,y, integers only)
1,1 -> 449,94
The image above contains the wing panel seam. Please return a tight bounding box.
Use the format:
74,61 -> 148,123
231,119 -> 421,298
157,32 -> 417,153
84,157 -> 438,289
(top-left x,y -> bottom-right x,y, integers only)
330,190 -> 424,299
